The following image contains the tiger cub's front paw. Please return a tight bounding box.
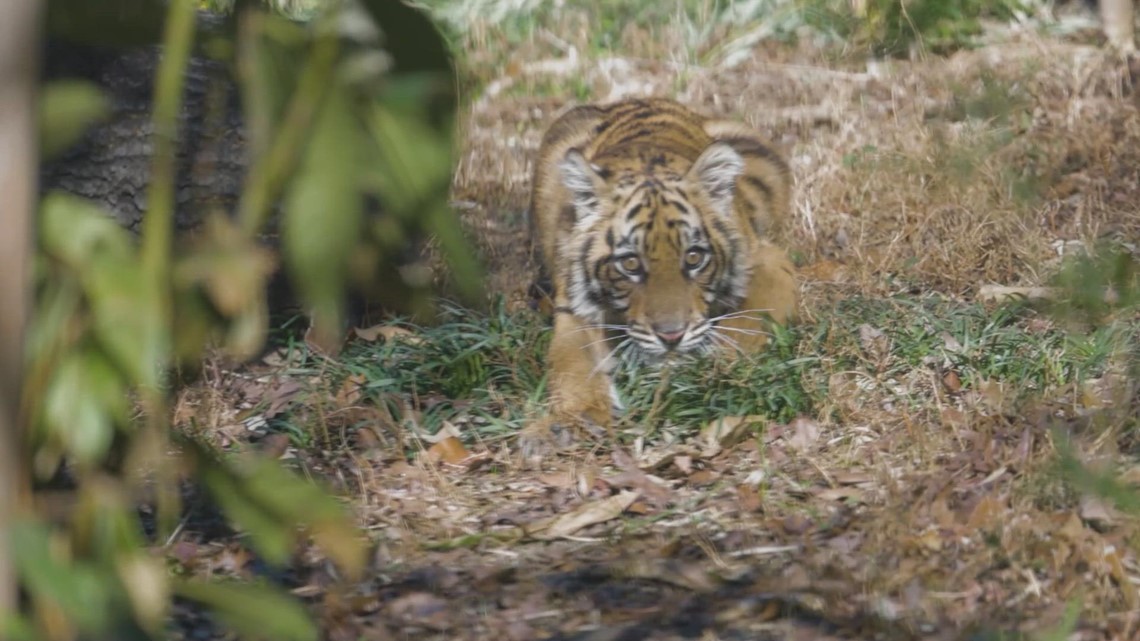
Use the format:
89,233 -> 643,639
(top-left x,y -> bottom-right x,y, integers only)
517,407 -> 611,461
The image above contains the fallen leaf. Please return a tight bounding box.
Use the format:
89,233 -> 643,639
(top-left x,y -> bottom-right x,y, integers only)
258,433 -> 291,459
603,471 -> 672,506
537,472 -> 576,489
782,514 -> 812,535
816,487 -> 865,503
1079,494 -> 1119,530
858,324 -> 891,363
386,592 -> 450,631
736,484 -> 763,513
700,415 -> 765,457
526,490 -> 639,540
833,471 -> 873,485
263,380 -> 305,418
977,285 -> 1057,303
941,370 -> 962,393
354,427 -> 381,451
785,417 -> 821,453
687,470 -> 720,486
673,455 -> 693,475
800,259 -> 847,282
419,420 -> 462,444
353,324 -> 424,345
965,494 -> 1004,530
939,331 -> 964,353
940,407 -> 968,428
334,373 -> 367,407
426,436 -> 471,466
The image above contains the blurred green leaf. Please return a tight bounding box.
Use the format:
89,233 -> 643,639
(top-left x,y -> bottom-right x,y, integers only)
173,578 -> 317,641
1057,436 -> 1140,514
367,98 -> 483,300
85,256 -> 166,389
237,457 -> 366,579
39,192 -> 133,268
0,613 -> 41,641
10,520 -> 116,634
192,437 -> 366,577
223,294 -> 270,361
198,456 -> 295,565
282,82 -> 362,349
38,80 -> 111,159
41,348 -> 127,465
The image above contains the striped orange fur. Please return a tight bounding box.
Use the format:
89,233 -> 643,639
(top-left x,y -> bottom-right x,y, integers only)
521,97 -> 797,454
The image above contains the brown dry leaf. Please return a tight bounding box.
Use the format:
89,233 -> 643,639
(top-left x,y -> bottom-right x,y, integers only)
941,370 -> 962,393
915,528 -> 943,552
426,436 -> 471,466
537,471 -> 576,489
815,487 -> 865,503
785,417 -> 821,453
857,323 -> 890,362
736,483 -> 763,513
525,490 -> 639,540
673,455 -> 693,475
603,471 -> 672,506
353,323 -> 424,345
977,285 -> 1057,303
940,407 -> 968,428
974,380 -> 1008,411
258,433 -> 291,459
263,380 -> 304,418
1056,512 -> 1087,543
613,558 -> 720,592
334,373 -> 367,407
386,592 -> 450,631
800,259 -> 847,282
687,470 -> 720,486
354,427 -> 381,451
833,471 -> 873,485
1100,543 -> 1139,608
965,494 -> 1005,530
939,331 -> 964,353
609,448 -> 671,503
640,444 -> 703,472
1079,494 -> 1120,529
699,415 -> 765,457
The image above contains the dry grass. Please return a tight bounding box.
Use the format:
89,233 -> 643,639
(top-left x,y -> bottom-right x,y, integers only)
169,4 -> 1140,640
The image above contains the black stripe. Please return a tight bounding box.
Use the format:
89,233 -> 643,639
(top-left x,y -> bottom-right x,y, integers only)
743,175 -> 773,201
614,127 -> 654,147
719,136 -> 790,174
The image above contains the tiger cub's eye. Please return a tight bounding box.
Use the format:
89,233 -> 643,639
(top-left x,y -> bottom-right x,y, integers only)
684,249 -> 705,268
620,256 -> 643,273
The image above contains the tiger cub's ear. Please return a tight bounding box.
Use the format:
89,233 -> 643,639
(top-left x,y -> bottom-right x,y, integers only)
559,149 -> 606,226
689,142 -> 744,217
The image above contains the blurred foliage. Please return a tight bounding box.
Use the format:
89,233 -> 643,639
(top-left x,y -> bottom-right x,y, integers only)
11,0 -> 477,639
1050,244 -> 1140,567
801,0 -> 1033,56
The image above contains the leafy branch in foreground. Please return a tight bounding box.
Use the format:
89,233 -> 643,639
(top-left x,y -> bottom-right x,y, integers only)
10,1 -> 475,639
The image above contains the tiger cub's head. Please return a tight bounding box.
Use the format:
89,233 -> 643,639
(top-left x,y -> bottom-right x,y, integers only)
558,143 -> 752,358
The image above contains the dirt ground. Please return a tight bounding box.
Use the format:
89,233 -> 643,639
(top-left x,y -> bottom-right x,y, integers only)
169,16 -> 1140,641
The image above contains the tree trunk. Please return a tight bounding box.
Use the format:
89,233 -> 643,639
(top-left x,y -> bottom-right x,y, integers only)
40,24 -> 249,233
0,0 -> 41,620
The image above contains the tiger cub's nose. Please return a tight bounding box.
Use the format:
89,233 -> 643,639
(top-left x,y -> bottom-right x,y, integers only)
652,323 -> 687,348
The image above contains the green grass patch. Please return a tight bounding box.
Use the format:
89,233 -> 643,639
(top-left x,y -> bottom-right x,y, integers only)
265,289 -> 1137,453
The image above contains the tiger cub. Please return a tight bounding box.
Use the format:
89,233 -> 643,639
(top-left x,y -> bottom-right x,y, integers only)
521,97 -> 797,454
